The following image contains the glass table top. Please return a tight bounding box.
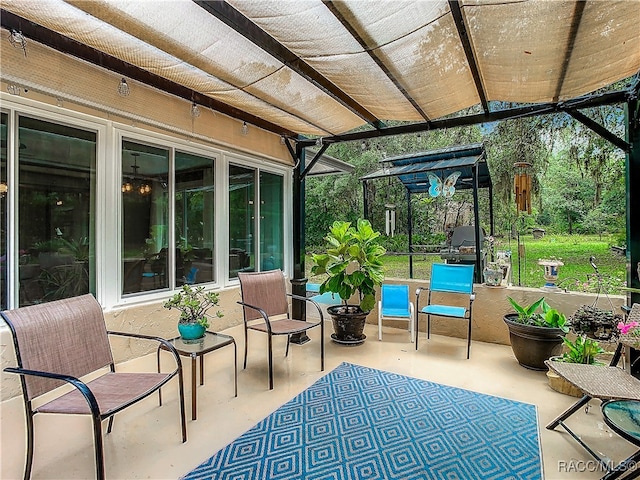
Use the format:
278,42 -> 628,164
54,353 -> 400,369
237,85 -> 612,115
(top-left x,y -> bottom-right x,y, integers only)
602,400 -> 640,445
167,331 -> 235,355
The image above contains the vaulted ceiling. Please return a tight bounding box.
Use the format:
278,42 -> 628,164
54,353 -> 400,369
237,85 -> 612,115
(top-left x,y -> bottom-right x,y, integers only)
2,0 -> 639,142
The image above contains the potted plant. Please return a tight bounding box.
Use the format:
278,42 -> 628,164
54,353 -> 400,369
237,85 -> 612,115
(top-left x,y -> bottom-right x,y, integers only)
163,285 -> 223,341
311,219 -> 386,345
547,335 -> 606,396
504,297 -> 569,370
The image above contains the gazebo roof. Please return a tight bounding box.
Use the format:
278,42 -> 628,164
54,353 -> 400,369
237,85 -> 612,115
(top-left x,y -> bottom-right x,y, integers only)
361,144 -> 490,194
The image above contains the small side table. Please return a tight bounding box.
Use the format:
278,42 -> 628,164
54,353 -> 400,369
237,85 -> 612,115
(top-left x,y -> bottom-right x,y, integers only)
601,400 -> 640,480
158,331 -> 237,420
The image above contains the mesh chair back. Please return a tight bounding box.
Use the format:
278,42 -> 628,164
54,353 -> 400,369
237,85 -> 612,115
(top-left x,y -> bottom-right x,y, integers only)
430,264 -> 474,294
2,294 -> 113,400
381,284 -> 411,316
238,270 -> 289,321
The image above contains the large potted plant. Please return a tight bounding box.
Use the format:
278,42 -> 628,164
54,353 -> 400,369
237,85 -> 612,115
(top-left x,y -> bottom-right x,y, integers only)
504,297 -> 569,370
163,285 -> 223,341
311,219 -> 385,345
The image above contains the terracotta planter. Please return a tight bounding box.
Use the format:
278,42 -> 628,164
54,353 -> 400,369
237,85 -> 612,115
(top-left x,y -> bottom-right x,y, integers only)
327,305 -> 368,345
503,314 -> 564,370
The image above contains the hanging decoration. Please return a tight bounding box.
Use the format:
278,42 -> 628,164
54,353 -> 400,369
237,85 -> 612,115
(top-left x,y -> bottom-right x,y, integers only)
122,152 -> 152,195
427,171 -> 461,198
514,162 -> 532,213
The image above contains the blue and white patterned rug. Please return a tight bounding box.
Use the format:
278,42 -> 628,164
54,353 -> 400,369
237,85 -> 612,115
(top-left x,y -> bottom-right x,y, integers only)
183,362 -> 542,480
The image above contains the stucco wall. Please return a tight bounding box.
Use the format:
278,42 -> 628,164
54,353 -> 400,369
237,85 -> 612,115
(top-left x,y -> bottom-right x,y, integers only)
1,282 -> 625,402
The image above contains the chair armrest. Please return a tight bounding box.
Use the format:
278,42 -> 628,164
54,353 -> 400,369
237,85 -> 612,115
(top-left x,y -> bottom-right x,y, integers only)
415,286 -> 428,300
237,301 -> 272,332
108,331 -> 183,369
288,293 -> 324,322
3,367 -> 100,413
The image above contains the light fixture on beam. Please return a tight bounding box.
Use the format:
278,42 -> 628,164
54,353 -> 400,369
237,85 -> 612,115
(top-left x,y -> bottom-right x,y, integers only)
241,121 -> 248,136
8,29 -> 27,56
190,102 -> 201,118
117,78 -> 130,97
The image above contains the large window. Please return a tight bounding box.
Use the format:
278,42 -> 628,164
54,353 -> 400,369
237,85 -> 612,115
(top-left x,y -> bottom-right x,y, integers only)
18,116 -> 96,306
228,165 -> 255,278
122,140 -> 169,295
175,151 -> 215,286
260,172 -> 284,271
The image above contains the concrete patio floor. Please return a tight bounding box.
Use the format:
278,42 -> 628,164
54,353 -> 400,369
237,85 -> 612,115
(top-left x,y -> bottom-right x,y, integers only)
1,321 -> 637,480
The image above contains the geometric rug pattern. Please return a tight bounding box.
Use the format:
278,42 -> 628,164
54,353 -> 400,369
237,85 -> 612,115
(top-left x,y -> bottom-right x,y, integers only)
182,362 -> 543,480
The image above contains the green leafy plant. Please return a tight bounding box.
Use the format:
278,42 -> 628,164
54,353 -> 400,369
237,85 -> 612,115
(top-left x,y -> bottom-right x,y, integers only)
507,296 -> 569,332
558,334 -> 605,364
163,285 -> 223,328
311,219 -> 386,312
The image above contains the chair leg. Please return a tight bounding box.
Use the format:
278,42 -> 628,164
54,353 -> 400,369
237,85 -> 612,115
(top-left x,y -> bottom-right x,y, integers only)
546,394 -> 592,430
107,416 -> 115,434
243,325 -> 248,370
415,313 -> 420,350
177,366 -> 187,442
91,411 -> 106,480
268,334 -> 274,390
285,335 -> 291,357
24,411 -> 35,480
466,318 -> 472,359
378,314 -> 382,341
427,314 -> 431,339
320,322 -> 325,371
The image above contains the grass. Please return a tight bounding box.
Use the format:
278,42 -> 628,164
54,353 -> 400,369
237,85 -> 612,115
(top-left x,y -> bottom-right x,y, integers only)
305,234 -> 627,295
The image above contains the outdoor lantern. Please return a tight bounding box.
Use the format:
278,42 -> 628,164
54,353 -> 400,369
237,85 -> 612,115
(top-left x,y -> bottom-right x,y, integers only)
514,162 -> 532,213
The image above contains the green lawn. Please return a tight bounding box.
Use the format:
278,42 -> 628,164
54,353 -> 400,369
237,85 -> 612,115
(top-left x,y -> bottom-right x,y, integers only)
305,234 -> 627,295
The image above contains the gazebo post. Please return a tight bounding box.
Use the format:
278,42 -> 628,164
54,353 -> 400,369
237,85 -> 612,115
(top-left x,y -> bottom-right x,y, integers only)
472,162 -> 482,284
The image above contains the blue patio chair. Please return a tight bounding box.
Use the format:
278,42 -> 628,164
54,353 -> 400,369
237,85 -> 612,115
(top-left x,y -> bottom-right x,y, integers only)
378,284 -> 414,341
415,263 -> 475,358
307,283 -> 342,305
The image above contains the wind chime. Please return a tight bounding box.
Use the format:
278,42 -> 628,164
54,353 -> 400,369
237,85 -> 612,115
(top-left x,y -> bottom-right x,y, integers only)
513,162 -> 532,214
513,161 -> 532,286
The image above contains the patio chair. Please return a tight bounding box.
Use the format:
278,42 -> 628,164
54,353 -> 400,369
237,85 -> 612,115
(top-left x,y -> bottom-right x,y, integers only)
415,263 -> 475,358
238,270 -> 324,390
1,294 -> 186,480
545,304 -> 640,479
378,284 -> 415,342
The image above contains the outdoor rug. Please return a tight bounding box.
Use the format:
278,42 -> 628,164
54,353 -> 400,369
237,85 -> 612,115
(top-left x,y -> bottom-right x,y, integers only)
183,362 -> 542,480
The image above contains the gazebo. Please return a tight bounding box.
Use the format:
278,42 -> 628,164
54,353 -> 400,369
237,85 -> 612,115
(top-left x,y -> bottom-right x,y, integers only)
361,143 -> 492,283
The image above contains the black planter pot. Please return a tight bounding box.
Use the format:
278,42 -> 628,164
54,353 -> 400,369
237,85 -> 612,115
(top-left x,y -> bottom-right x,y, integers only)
503,314 -> 564,371
326,305 -> 369,345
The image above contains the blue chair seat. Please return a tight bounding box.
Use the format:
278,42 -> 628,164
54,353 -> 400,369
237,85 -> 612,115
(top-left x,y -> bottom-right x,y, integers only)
382,307 -> 412,318
421,304 -> 467,318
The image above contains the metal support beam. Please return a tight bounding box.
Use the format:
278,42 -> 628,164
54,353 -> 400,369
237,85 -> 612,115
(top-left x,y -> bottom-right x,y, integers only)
195,1 -> 383,129
472,162 -> 482,284
290,144 -> 309,344
449,1 -> 489,114
325,1 -> 429,122
567,109 -> 631,152
296,88 -> 634,147
408,189 -> 414,279
626,98 -> 640,306
0,9 -> 296,137
553,1 -> 586,102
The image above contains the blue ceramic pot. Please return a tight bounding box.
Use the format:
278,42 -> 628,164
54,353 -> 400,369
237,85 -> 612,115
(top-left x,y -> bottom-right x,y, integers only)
178,322 -> 206,341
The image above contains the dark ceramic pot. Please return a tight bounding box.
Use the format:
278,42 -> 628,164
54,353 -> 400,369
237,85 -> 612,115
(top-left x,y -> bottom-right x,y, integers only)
503,314 -> 564,370
327,305 -> 368,346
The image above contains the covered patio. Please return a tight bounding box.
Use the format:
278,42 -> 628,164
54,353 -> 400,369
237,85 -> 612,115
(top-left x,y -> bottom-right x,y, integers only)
1,1 -> 640,479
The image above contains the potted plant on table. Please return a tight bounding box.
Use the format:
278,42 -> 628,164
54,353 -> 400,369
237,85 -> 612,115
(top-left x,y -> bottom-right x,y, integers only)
311,219 -> 386,345
163,285 -> 223,341
504,297 -> 569,370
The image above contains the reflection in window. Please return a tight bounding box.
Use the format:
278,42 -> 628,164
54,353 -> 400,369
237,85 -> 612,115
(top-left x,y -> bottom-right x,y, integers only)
1,113 -> 7,309
260,172 -> 284,271
229,165 -> 255,278
122,140 -> 169,295
18,116 -> 96,306
175,151 -> 215,286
